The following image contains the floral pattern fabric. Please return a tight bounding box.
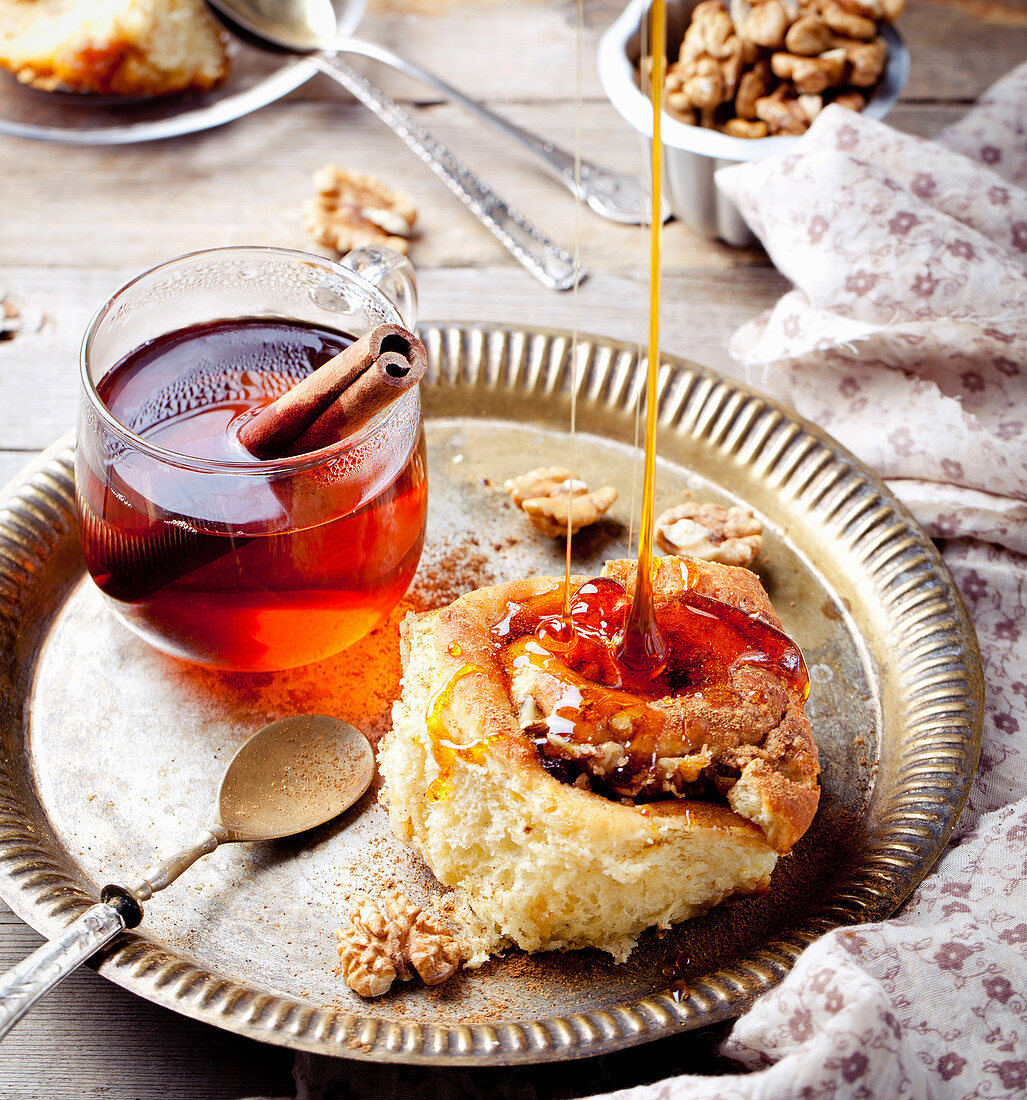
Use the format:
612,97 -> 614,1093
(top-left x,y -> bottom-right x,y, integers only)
588,64 -> 1027,1100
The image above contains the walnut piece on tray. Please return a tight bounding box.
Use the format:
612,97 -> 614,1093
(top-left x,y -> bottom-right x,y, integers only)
655,497 -> 763,567
335,891 -> 461,998
504,467 -> 618,537
304,167 -> 417,255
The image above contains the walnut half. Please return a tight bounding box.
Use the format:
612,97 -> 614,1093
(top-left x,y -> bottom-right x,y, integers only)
335,891 -> 461,998
655,498 -> 763,567
504,467 -> 618,538
304,166 -> 417,256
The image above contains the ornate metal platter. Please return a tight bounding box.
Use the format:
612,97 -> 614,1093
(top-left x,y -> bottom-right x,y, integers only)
0,323 -> 982,1064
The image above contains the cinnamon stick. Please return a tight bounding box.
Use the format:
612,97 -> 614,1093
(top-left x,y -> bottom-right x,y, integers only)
238,323 -> 428,459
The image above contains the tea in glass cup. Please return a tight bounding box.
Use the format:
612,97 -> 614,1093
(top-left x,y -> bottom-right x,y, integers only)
75,246 -> 427,671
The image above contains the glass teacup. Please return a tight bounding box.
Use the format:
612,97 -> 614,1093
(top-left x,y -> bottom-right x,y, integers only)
76,246 -> 427,671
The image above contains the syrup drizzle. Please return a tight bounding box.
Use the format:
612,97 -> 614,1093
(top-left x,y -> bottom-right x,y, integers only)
424,661 -> 500,802
617,0 -> 668,680
554,0 -> 668,668
492,575 -> 808,800
662,950 -> 692,1003
492,577 -> 808,701
564,0 -> 585,620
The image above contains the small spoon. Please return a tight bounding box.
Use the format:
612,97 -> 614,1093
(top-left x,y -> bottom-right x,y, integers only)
208,0 -> 671,226
0,714 -> 373,1039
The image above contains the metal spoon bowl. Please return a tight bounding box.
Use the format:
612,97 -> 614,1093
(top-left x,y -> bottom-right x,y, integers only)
208,0 -> 670,225
218,714 -> 373,840
0,714 -> 373,1038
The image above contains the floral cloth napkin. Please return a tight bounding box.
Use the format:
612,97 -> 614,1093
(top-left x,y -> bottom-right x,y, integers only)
584,64 -> 1027,1100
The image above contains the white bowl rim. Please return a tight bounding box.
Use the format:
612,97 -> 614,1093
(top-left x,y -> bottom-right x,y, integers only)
598,0 -> 910,163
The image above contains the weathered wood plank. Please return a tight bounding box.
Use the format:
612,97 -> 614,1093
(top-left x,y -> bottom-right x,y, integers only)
0,450 -> 37,488
0,99 -> 771,275
0,99 -> 975,454
899,0 -> 1027,100
0,94 -> 969,283
417,264 -> 790,376
0,901 -> 294,1100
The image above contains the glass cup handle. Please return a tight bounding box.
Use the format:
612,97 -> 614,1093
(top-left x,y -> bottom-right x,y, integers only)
341,246 -> 419,330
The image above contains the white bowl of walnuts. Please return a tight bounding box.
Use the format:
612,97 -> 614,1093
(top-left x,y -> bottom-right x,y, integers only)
598,0 -> 909,245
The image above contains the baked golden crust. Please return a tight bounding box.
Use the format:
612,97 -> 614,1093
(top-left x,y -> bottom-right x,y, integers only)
379,557 -> 820,961
0,0 -> 229,96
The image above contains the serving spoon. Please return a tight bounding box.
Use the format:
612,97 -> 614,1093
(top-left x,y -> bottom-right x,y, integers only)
207,0 -> 581,290
0,714 -> 374,1039
208,0 -> 670,226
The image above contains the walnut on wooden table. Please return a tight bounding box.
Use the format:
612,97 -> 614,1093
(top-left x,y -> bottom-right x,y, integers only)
655,496 -> 763,567
504,467 -> 618,538
336,891 -> 461,998
304,166 -> 417,256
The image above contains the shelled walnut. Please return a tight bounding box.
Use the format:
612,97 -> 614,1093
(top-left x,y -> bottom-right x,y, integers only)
733,0 -> 789,49
771,47 -> 847,95
655,497 -> 763,567
785,15 -> 834,55
755,85 -> 809,134
304,166 -> 417,255
658,0 -> 902,136
336,891 -> 461,998
842,36 -> 888,85
504,467 -> 618,538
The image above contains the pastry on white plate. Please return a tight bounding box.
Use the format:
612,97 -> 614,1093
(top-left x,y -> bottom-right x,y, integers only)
0,0 -> 229,96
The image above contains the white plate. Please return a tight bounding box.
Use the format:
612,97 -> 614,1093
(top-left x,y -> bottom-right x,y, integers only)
0,41 -> 316,145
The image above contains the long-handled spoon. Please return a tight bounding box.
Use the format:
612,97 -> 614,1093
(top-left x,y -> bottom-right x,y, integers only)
208,3 -> 582,289
0,714 -> 374,1039
209,0 -> 668,225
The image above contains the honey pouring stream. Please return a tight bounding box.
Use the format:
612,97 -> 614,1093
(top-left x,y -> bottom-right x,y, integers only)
561,0 -> 669,679
617,0 -> 670,678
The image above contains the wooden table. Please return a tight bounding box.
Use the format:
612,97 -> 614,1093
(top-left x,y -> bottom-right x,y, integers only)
0,1 -> 1023,1095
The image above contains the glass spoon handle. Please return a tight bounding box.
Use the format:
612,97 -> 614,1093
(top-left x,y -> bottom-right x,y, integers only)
313,53 -> 583,292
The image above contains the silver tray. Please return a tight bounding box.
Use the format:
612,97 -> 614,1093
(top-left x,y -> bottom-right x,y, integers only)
0,323 -> 982,1064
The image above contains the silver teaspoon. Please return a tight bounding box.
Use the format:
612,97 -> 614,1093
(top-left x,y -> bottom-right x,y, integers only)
209,0 -> 668,225
0,714 -> 374,1039
208,1 -> 583,290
